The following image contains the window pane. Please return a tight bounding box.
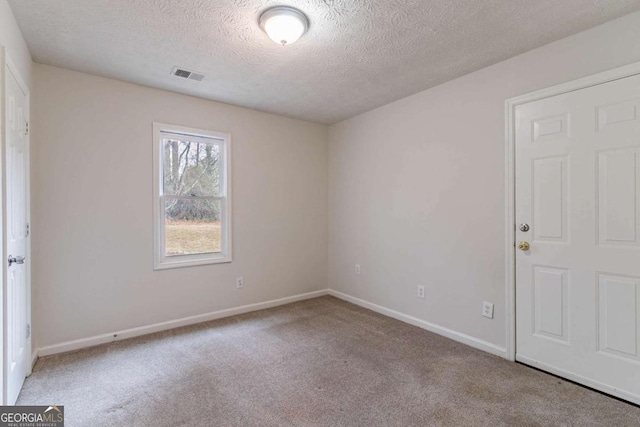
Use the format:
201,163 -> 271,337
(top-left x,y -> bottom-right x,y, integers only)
165,198 -> 222,256
163,138 -> 221,196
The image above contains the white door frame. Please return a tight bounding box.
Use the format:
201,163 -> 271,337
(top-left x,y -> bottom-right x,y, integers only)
504,61 -> 640,364
0,47 -> 32,405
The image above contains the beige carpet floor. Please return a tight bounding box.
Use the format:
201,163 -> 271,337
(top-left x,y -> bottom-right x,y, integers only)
17,296 -> 640,426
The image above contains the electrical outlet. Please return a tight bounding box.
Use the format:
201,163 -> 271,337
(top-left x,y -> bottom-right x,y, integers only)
482,301 -> 494,319
355,264 -> 361,275
236,277 -> 244,289
417,285 -> 425,299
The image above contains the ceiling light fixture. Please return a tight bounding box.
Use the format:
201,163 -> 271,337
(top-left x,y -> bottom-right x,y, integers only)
259,6 -> 309,46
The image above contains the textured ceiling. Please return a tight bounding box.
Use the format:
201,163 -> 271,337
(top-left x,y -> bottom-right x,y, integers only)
9,0 -> 640,124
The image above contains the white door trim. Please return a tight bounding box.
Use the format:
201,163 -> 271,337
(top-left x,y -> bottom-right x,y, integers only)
1,51 -> 32,405
0,45 -> 4,408
504,61 -> 640,363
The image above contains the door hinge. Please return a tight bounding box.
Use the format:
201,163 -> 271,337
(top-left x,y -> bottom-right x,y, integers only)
26,324 -> 30,339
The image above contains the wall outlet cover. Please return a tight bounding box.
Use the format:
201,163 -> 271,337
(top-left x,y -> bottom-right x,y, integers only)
236,277 -> 244,288
482,301 -> 494,319
417,285 -> 425,299
355,264 -> 361,275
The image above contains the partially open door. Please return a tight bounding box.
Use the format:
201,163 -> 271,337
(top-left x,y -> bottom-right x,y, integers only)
3,55 -> 31,405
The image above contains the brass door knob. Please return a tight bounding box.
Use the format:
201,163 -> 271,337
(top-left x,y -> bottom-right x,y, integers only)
518,241 -> 530,251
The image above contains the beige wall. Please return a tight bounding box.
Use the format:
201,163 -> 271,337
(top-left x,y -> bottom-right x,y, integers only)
32,64 -> 328,348
328,11 -> 640,351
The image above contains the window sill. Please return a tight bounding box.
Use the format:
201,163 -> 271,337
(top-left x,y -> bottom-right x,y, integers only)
154,254 -> 232,270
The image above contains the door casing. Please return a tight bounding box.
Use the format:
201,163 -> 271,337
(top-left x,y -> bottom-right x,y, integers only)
505,61 -> 640,405
0,47 -> 32,405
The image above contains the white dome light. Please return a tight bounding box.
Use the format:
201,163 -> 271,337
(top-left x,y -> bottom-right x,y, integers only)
259,6 -> 309,46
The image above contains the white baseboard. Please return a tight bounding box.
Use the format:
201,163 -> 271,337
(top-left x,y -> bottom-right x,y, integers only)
37,289 -> 329,357
516,354 -> 640,406
328,289 -> 507,358
35,288 -> 507,361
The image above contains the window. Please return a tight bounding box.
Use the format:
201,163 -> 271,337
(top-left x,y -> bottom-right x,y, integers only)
153,123 -> 231,269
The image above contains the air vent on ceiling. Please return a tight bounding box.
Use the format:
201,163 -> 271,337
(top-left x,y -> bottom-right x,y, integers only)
171,67 -> 205,82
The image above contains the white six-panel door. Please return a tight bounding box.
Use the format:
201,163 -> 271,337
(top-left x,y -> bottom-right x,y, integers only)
515,73 -> 640,404
4,62 -> 29,405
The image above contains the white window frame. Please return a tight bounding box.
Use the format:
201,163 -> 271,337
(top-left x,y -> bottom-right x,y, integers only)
153,122 -> 232,270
